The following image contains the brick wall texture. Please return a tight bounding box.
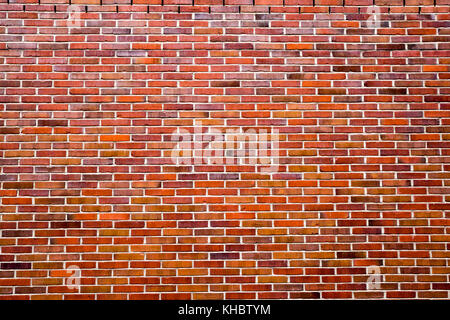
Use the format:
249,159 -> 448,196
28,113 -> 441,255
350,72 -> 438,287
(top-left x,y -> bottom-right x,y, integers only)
0,0 -> 449,300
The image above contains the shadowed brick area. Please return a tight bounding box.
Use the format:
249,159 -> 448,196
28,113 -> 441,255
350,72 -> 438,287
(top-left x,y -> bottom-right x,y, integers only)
0,0 -> 449,300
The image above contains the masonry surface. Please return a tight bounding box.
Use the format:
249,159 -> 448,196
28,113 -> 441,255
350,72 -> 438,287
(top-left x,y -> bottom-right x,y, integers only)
0,0 -> 449,300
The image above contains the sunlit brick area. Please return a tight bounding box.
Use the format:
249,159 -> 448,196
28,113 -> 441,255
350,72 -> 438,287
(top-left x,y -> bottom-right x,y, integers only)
0,0 -> 449,300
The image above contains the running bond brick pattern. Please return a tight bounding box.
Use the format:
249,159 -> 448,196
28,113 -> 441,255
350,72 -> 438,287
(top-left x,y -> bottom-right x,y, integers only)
0,0 -> 449,300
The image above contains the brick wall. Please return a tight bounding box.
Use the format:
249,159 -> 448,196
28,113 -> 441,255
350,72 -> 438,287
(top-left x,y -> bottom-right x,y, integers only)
0,0 -> 449,300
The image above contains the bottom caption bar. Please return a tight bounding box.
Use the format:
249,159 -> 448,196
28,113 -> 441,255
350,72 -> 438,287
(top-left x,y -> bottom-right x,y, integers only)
1,300 -> 444,319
